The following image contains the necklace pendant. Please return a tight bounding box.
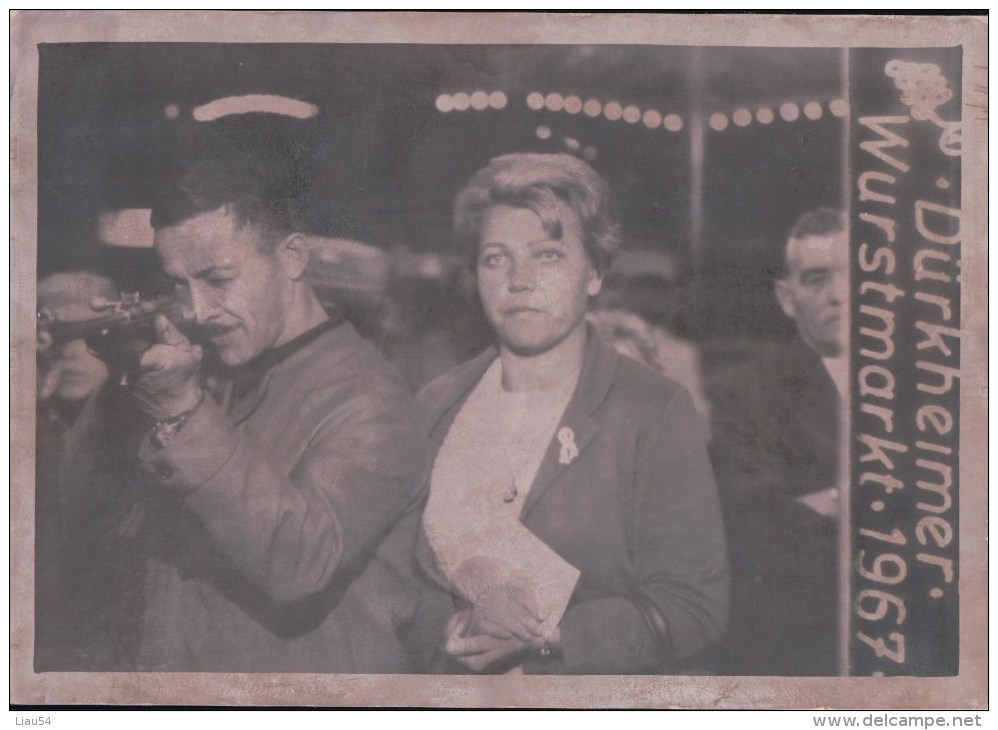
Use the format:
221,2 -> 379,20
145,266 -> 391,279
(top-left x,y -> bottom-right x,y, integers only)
503,479 -> 519,504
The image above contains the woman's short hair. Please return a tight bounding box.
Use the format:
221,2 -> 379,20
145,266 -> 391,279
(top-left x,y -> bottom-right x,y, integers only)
453,153 -> 623,274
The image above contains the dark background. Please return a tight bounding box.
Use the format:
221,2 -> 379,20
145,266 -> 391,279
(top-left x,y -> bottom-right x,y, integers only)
37,43 -> 846,361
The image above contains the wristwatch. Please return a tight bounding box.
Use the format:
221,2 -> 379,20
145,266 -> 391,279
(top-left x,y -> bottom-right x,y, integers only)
148,391 -> 205,451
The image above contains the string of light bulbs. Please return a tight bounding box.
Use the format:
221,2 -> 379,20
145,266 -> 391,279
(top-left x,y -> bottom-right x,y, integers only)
433,90 -> 849,133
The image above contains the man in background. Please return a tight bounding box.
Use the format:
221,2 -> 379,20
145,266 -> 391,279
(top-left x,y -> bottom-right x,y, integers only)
35,270 -> 143,669
710,208 -> 847,676
36,271 -> 116,410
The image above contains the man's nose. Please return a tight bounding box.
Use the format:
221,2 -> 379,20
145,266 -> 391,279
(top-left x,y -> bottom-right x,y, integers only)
186,285 -> 218,323
507,258 -> 537,292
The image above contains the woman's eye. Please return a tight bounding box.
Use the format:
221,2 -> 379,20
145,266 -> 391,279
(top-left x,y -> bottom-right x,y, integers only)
481,253 -> 505,268
538,249 -> 563,262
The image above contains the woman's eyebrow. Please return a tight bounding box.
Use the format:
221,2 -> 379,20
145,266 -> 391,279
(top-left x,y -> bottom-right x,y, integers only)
525,237 -> 564,248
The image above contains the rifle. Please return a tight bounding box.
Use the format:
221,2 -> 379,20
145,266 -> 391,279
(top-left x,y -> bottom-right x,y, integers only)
37,292 -> 189,373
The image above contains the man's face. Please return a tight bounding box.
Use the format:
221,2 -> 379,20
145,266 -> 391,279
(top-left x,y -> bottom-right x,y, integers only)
775,231 -> 848,357
154,206 -> 295,367
477,203 -> 601,357
44,339 -> 109,402
37,274 -> 114,403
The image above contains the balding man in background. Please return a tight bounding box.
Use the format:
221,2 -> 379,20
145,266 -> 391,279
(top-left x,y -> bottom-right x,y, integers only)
709,208 -> 847,676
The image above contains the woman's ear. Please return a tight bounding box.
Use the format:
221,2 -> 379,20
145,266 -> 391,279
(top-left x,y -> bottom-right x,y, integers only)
587,269 -> 603,297
276,233 -> 310,281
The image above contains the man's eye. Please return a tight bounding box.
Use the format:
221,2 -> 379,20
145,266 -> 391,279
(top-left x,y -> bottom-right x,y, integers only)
802,272 -> 830,288
537,249 -> 563,263
208,276 -> 234,286
480,253 -> 505,268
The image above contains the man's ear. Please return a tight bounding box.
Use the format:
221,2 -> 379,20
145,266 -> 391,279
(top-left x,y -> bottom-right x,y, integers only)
774,278 -> 796,319
276,233 -> 310,281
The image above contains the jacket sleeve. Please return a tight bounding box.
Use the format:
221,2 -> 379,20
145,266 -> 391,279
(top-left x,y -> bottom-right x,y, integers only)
557,387 -> 729,673
139,380 -> 425,605
709,366 -> 835,535
709,365 -> 787,503
59,385 -> 149,541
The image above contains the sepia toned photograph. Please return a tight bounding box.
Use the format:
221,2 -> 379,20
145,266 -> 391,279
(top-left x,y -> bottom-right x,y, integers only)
9,11 -> 987,710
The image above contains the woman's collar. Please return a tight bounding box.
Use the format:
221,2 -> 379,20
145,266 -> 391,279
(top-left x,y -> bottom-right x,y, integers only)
420,322 -> 619,432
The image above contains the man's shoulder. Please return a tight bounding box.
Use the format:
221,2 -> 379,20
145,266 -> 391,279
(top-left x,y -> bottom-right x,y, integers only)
709,337 -> 839,431
717,338 -> 821,385
294,322 -> 398,379
275,322 -> 414,411
708,339 -> 798,412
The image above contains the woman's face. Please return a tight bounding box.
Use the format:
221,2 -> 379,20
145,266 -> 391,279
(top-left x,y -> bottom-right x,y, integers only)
477,203 -> 601,357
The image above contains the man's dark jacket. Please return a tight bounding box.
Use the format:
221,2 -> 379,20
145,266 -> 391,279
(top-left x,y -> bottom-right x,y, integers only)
708,336 -> 840,676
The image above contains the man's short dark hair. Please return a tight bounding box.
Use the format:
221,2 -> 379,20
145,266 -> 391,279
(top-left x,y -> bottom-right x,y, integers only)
782,207 -> 845,277
787,207 -> 844,243
150,114 -> 317,250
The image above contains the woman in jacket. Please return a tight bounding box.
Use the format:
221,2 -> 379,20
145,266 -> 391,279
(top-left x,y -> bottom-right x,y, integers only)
417,153 -> 728,674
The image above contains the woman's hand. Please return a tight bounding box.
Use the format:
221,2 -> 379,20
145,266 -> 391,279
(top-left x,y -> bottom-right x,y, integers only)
445,609 -> 539,672
452,558 -> 545,642
468,575 -> 545,641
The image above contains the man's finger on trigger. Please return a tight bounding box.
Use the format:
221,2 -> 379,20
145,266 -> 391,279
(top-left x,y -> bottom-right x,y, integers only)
137,346 -> 169,373
155,315 -> 187,345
